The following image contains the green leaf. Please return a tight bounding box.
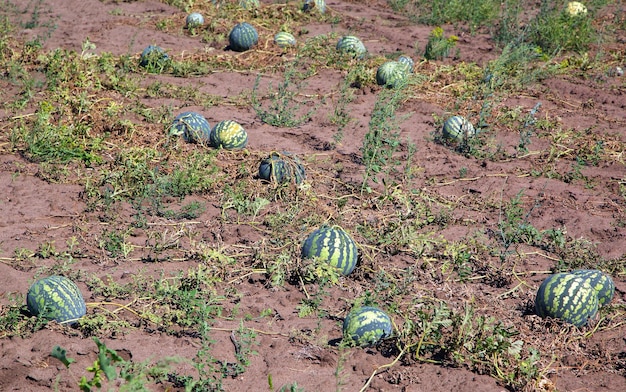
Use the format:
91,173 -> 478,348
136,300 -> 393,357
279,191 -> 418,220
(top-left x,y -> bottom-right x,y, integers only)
51,345 -> 75,368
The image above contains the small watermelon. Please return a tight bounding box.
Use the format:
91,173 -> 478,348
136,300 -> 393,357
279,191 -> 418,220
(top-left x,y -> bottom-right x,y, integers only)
274,32 -> 297,48
535,273 -> 599,327
302,226 -> 358,276
228,22 -> 259,52
185,12 -> 204,29
239,0 -> 260,9
342,306 -> 392,347
397,55 -> 415,73
303,0 -> 326,14
336,36 -> 367,59
210,120 -> 248,150
170,112 -> 211,143
442,115 -> 476,141
259,151 -> 306,184
376,61 -> 408,88
570,269 -> 615,307
139,45 -> 170,71
27,275 -> 87,325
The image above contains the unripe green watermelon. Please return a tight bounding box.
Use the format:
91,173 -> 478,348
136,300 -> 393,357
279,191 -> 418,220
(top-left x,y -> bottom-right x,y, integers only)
336,36 -> 367,59
570,269 -> 615,307
239,0 -> 260,10
259,152 -> 306,184
27,275 -> 87,325
303,0 -> 326,14
343,306 -> 392,347
535,273 -> 598,327
302,226 -> 358,276
274,32 -> 297,48
185,13 -> 204,29
397,55 -> 414,73
170,111 -> 212,143
376,61 -> 408,88
442,115 -> 476,141
228,22 -> 259,52
139,45 -> 170,71
210,120 -> 248,149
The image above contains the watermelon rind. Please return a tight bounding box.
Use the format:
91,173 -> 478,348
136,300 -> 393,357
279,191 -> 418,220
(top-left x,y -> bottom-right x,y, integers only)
210,120 -> 248,150
169,111 -> 212,143
259,152 -> 306,184
570,269 -> 615,307
442,115 -> 476,141
342,306 -> 392,347
535,272 -> 599,327
228,22 -> 259,52
336,36 -> 367,59
301,226 -> 358,276
27,275 -> 87,325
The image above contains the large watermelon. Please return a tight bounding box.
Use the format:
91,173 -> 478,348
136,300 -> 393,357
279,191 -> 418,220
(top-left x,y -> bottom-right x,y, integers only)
210,120 -> 248,150
258,151 -> 306,184
376,61 -> 408,88
342,306 -> 392,347
570,269 -> 615,307
442,115 -> 476,141
301,226 -> 358,276
336,36 -> 367,59
228,22 -> 259,52
169,111 -> 211,143
535,273 -> 598,327
27,275 -> 87,325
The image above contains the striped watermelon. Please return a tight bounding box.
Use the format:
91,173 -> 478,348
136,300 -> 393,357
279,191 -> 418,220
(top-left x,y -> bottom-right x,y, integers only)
303,0 -> 326,14
274,32 -> 297,48
301,226 -> 358,276
210,120 -> 248,150
336,36 -> 367,59
570,269 -> 615,307
442,115 -> 476,141
376,61 -> 408,88
239,0 -> 260,10
342,306 -> 392,347
169,112 -> 211,143
139,45 -> 170,70
259,151 -> 306,184
27,275 -> 87,325
228,22 -> 259,52
535,273 -> 598,327
397,55 -> 414,73
185,12 -> 204,29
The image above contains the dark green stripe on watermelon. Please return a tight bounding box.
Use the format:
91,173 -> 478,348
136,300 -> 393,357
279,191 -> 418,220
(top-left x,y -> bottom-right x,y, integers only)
570,269 -> 615,306
535,273 -> 598,327
228,22 -> 259,52
342,306 -> 392,347
301,226 -> 358,275
27,275 -> 87,325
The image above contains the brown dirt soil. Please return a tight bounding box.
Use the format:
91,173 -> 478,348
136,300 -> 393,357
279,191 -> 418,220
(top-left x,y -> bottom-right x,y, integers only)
0,0 -> 625,391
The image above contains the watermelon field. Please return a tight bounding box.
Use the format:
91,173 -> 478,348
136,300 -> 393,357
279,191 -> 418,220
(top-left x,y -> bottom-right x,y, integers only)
1,0 -> 625,390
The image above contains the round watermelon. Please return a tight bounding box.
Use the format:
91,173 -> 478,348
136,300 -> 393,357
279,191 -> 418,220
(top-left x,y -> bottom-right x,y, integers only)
376,61 -> 408,88
228,22 -> 259,52
210,120 -> 248,150
259,151 -> 306,184
303,0 -> 326,14
342,306 -> 392,347
535,273 -> 599,327
301,226 -> 358,276
239,0 -> 260,9
170,112 -> 211,143
397,55 -> 414,73
442,115 -> 476,141
274,32 -> 297,48
27,275 -> 87,325
336,36 -> 367,59
185,12 -> 204,29
139,45 -> 170,70
570,269 -> 615,307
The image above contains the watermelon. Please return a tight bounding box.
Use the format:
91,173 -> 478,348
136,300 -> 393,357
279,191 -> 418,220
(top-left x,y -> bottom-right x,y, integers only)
228,22 -> 259,52
274,32 -> 297,48
185,12 -> 204,29
169,112 -> 211,143
397,55 -> 415,73
570,269 -> 615,307
27,275 -> 87,325
139,45 -> 170,71
342,306 -> 392,347
376,61 -> 408,88
535,273 -> 599,327
239,0 -> 260,9
442,115 -> 476,141
336,36 -> 367,59
259,151 -> 306,184
302,226 -> 358,276
210,120 -> 248,150
303,0 -> 326,14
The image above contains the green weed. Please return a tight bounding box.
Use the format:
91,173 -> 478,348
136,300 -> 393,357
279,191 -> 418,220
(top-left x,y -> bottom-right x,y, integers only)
423,27 -> 458,60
